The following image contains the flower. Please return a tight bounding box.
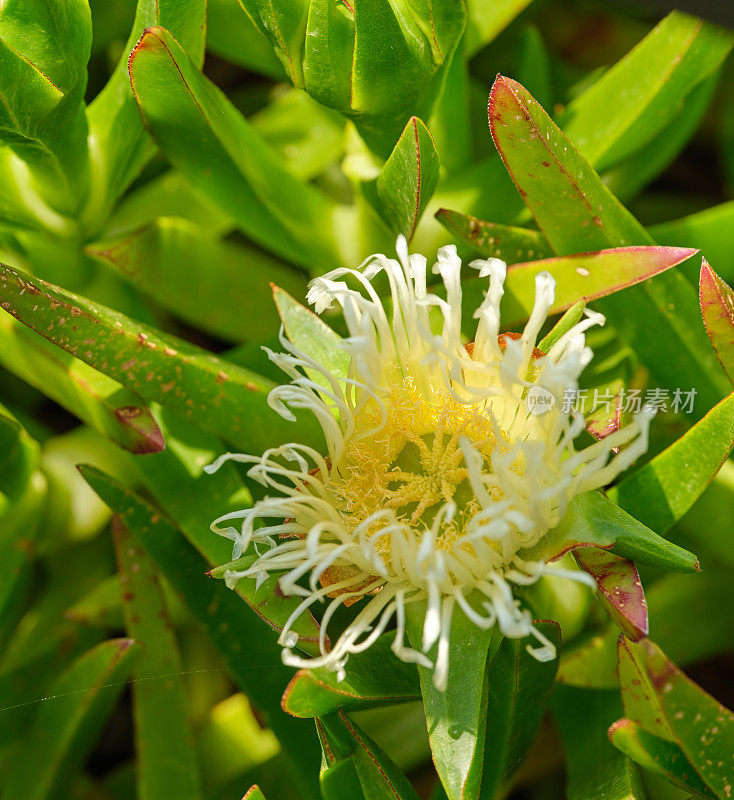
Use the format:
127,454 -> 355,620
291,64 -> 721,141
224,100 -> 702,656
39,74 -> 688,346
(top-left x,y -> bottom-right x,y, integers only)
206,237 -> 652,690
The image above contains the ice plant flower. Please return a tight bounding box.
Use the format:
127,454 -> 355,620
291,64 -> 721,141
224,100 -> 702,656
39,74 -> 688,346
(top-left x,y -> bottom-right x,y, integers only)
206,238 -> 652,690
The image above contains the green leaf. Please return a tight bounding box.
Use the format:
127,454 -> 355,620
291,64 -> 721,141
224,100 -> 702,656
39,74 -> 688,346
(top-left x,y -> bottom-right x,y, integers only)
0,404 -> 39,502
0,311 -> 164,454
3,639 -> 140,800
435,209 -> 553,263
608,719 -> 716,799
480,621 -> 561,797
207,0 -> 286,79
406,600 -> 503,800
517,26 -> 553,110
273,285 -> 349,388
84,0 -> 206,222
488,75 -> 729,412
243,787 -> 268,800
616,639 -> 734,799
0,263 -> 317,453
79,466 -> 322,796
0,0 -> 91,211
699,260 -> 734,383
650,202 -> 734,284
559,11 -> 732,172
604,74 -> 718,203
251,88 -> 345,182
87,218 -> 305,343
128,27 -> 339,271
338,711 -> 420,800
608,391 -> 734,533
281,633 -> 420,718
364,117 -> 440,241
553,686 -> 647,800
574,549 -> 648,641
464,0 -> 532,57
522,491 -> 699,573
112,516 -> 202,800
464,245 -> 697,330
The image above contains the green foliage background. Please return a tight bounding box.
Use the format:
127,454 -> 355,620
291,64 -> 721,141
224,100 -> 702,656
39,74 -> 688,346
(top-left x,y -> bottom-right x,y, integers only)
0,1 -> 733,799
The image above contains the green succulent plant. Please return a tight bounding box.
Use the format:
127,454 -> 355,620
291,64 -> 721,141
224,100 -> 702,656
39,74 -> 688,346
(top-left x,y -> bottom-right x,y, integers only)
1,2 -> 733,800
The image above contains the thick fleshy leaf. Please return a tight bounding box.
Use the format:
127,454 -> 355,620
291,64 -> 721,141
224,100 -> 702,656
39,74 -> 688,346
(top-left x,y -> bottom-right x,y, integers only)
0,0 -> 91,211
480,621 -> 561,796
605,73 -> 719,203
609,391 -> 734,533
243,787 -> 268,800
435,208 -> 553,262
273,285 -> 349,389
616,639 -> 734,799
338,711 -> 420,800
87,219 -> 304,343
112,516 -> 202,800
79,466 -> 322,793
553,686 -> 646,800
85,0 -> 206,218
609,719 -> 716,799
128,27 -> 339,270
251,88 -> 345,182
317,712 -> 418,800
2,639 -> 140,800
559,567 -> 734,690
573,548 -> 648,641
406,600 -> 503,800
700,259 -> 734,382
281,633 -> 420,718
522,491 -> 699,574
0,263 -> 318,453
559,11 -> 733,171
81,463 -> 320,653
488,75 -> 729,411
364,117 -> 439,241
0,312 -> 164,454
462,245 -> 697,330
207,0 -> 285,78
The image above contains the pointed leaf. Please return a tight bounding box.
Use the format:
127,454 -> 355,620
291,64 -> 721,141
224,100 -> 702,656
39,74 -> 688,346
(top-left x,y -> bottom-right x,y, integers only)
2,639 -> 140,800
128,27 -> 338,270
365,117 -> 439,241
80,466 -> 322,791
87,219 -> 304,343
273,285 -> 349,389
282,633 -> 420,718
0,312 -> 164,454
553,686 -> 647,800
462,245 -> 697,330
480,621 -> 561,796
338,711 -> 420,800
617,639 -> 734,799
573,548 -> 648,641
435,208 -> 553,262
609,391 -> 734,533
0,263 -> 317,452
559,11 -> 732,171
243,787 -> 268,800
85,0 -> 206,216
488,75 -> 729,411
609,719 -> 716,799
406,601 -> 503,800
522,491 -> 699,574
700,259 -> 734,382
112,516 -> 202,800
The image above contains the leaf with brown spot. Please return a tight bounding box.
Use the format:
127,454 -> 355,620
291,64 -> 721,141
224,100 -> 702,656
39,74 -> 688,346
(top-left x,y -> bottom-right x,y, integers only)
0,263 -> 319,453
574,548 -> 648,641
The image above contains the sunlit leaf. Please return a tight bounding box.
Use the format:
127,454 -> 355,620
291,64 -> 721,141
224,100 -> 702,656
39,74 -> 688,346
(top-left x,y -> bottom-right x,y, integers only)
699,259 -> 734,383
